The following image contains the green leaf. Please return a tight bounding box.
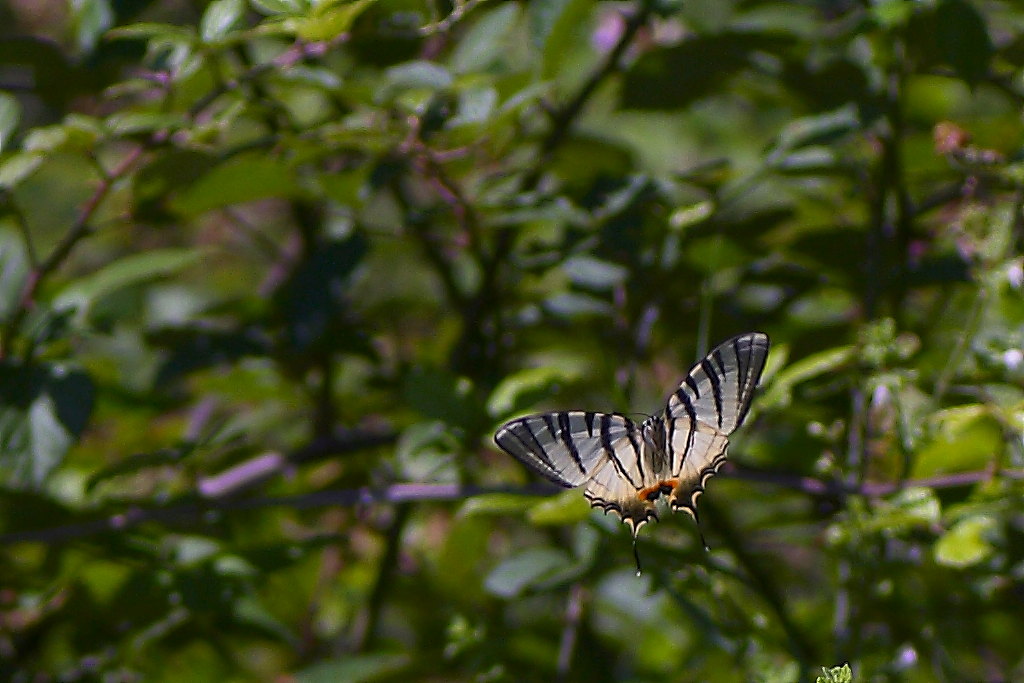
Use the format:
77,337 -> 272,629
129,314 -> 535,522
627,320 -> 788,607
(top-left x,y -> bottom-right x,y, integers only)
0,225 -> 30,320
871,0 -> 915,28
487,366 -> 581,418
0,152 -> 44,189
0,362 -> 95,488
459,494 -> 539,518
396,422 -> 459,483
934,515 -> 998,568
769,146 -> 841,174
105,22 -> 196,40
201,0 -> 245,42
381,61 -> 453,99
527,490 -> 590,526
622,33 -> 787,109
544,292 -> 614,319
484,548 -> 573,598
169,154 -> 301,217
534,0 -> 591,78
68,0 -> 114,54
54,247 -> 205,322
0,92 -> 20,153
771,105 -> 859,152
816,663 -> 853,683
152,325 -> 271,385
684,235 -> 750,275
562,255 -> 628,291
450,3 -> 522,74
285,0 -> 377,41
170,535 -> 223,565
86,446 -> 191,491
106,112 -> 186,135
296,654 -> 409,683
911,405 -> 1002,477
758,346 -> 855,410
251,0 -> 308,14
868,487 -> 941,535
787,287 -> 858,327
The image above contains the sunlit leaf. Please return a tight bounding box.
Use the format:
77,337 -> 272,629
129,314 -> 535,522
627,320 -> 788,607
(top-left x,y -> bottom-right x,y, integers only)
201,0 -> 245,42
458,494 -> 539,518
487,366 -> 581,418
816,663 -> 853,683
526,489 -> 590,526
758,346 -> 855,410
935,515 -> 998,568
68,0 -> 114,54
911,406 -> 1003,477
288,0 -> 377,41
54,248 -> 206,322
0,362 -> 95,488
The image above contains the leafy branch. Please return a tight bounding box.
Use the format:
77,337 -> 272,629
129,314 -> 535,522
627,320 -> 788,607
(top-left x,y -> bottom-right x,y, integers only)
6,465 -> 1021,546
1,146 -> 145,357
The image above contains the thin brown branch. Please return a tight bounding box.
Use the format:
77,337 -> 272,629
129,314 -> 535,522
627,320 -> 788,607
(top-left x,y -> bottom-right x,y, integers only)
393,178 -> 470,310
0,482 -> 559,546
727,463 -> 1024,497
196,428 -> 398,498
418,0 -> 490,36
187,37 -> 345,120
6,465 -> 1024,546
516,7 -> 651,195
414,145 -> 483,257
0,145 -> 145,357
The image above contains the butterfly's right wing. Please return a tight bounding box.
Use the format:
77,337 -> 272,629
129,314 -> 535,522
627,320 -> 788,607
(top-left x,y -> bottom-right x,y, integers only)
663,332 -> 769,519
666,332 -> 769,434
494,411 -> 660,535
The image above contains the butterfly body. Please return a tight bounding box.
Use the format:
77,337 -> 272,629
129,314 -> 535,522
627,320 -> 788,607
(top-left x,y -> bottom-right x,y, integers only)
494,333 -> 769,537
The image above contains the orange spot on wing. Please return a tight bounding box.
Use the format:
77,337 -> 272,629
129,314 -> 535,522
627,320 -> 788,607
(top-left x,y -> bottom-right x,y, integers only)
637,478 -> 680,502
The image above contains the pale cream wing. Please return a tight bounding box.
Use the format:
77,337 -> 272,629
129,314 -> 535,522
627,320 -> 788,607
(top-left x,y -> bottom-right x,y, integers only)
664,417 -> 731,519
494,411 -> 660,536
495,411 -> 640,487
582,453 -> 661,537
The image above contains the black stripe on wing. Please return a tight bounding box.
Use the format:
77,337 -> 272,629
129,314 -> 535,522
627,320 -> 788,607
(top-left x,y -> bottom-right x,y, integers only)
667,332 -> 770,434
733,333 -> 770,427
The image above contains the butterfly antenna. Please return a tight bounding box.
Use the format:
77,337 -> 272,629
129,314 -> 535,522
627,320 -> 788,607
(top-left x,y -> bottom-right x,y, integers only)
633,538 -> 643,577
693,509 -> 710,552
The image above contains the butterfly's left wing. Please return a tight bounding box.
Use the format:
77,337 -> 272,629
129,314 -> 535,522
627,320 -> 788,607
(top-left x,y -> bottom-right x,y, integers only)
494,411 -> 662,535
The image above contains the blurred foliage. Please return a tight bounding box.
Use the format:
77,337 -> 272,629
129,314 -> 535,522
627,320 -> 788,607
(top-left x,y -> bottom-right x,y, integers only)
1,0 -> 1023,681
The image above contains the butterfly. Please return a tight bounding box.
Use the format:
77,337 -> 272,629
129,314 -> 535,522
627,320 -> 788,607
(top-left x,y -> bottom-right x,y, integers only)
494,333 -> 769,553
